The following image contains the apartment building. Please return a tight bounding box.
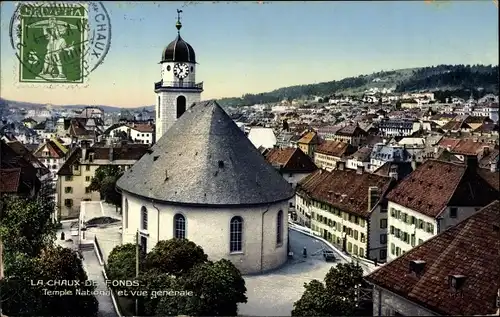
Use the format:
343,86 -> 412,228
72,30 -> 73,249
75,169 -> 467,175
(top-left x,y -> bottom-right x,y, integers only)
366,200 -> 500,316
105,123 -> 155,145
56,143 -> 149,219
296,131 -> 319,157
295,164 -> 396,262
33,138 -> 69,181
385,157 -> 499,261
313,140 -> 357,171
329,124 -> 367,146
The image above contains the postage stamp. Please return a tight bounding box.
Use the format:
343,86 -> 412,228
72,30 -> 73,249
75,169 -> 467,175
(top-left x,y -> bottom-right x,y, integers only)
9,2 -> 112,87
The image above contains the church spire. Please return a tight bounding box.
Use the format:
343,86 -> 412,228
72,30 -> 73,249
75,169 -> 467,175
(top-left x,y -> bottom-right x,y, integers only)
176,9 -> 183,34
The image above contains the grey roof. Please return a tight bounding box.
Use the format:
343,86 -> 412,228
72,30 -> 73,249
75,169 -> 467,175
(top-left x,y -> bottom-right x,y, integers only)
116,100 -> 295,206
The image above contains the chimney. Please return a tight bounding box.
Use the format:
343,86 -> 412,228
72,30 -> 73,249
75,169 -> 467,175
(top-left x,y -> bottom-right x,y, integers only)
409,260 -> 426,276
356,166 -> 364,174
465,155 -> 478,170
109,147 -> 114,162
490,161 -> 498,173
448,274 -> 467,292
411,159 -> 418,171
82,147 -> 87,162
367,186 -> 379,212
483,146 -> 490,156
389,165 -> 398,180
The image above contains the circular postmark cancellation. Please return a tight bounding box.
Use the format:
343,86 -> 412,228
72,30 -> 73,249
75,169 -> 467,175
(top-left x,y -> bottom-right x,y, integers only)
9,1 -> 112,85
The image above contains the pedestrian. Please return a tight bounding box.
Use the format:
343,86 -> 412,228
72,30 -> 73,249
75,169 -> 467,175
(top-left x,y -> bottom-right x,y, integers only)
303,247 -> 307,258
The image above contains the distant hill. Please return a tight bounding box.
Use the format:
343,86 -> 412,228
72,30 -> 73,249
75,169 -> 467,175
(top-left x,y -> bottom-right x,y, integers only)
216,64 -> 499,107
2,64 -> 498,112
0,98 -> 154,113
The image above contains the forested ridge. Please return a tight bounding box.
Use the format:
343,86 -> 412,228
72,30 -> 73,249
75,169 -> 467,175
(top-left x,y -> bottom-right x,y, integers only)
217,64 -> 499,107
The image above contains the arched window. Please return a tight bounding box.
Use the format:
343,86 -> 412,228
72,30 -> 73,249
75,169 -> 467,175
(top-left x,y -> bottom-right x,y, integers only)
230,216 -> 243,253
174,214 -> 186,239
124,199 -> 128,229
176,95 -> 186,118
277,210 -> 283,245
141,206 -> 148,231
157,96 -> 161,118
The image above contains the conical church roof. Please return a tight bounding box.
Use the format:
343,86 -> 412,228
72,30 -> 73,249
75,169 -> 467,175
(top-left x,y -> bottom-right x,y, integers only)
116,100 -> 294,206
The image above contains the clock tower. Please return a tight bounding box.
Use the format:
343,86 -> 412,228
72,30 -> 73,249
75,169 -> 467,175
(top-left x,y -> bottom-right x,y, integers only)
155,9 -> 203,142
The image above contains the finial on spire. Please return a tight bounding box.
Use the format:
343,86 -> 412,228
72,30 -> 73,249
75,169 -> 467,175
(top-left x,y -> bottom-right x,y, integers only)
176,9 -> 183,33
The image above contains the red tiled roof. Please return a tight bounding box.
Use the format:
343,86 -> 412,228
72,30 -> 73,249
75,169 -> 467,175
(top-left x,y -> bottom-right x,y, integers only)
386,159 -> 499,218
6,141 -> 49,176
315,140 -> 357,157
297,169 -> 394,218
0,168 -> 21,193
69,119 -> 90,137
34,140 -> 66,159
437,137 -> 461,150
335,125 -> 367,137
265,147 -> 317,173
265,147 -> 295,165
58,144 -> 150,175
297,131 -> 319,144
365,200 -> 500,316
128,123 -> 154,133
451,139 -> 496,156
478,169 -> 500,191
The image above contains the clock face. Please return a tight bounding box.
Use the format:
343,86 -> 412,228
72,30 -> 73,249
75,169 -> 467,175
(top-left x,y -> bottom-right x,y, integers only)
173,63 -> 189,79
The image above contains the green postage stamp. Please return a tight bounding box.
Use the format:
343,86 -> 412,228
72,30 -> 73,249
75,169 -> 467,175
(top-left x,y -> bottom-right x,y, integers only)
10,2 -> 111,86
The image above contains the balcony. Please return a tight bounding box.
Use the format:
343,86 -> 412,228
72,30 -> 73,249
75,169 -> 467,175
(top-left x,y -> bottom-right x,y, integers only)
154,80 -> 203,91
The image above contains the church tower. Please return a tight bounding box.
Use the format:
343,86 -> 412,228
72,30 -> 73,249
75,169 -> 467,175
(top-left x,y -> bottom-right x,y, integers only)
155,10 -> 203,141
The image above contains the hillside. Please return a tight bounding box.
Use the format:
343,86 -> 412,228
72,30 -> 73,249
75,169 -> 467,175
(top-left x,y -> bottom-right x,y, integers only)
0,98 -> 154,113
217,64 -> 499,107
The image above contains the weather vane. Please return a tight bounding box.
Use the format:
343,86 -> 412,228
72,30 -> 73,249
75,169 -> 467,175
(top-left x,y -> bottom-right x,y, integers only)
176,9 -> 183,33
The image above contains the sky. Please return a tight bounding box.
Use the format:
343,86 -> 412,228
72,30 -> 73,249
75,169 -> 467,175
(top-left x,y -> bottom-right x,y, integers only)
0,1 -> 498,108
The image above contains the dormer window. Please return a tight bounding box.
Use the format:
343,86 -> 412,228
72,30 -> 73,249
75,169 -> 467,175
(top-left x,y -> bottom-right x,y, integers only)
449,275 -> 467,291
74,165 -> 79,171
409,260 -> 426,276
89,153 -> 94,163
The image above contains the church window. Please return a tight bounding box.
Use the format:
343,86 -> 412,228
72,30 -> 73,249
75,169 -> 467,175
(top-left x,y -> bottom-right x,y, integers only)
230,216 -> 243,253
176,96 -> 186,118
174,213 -> 186,239
141,206 -> 148,231
190,66 -> 193,72
157,96 -> 161,118
277,210 -> 283,246
166,65 -> 171,71
124,199 -> 128,229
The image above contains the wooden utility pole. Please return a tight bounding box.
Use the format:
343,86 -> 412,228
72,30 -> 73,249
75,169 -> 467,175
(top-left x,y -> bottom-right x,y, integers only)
135,230 -> 139,316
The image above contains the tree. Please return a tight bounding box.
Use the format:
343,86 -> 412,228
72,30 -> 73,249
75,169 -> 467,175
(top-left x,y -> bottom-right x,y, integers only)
154,259 -> 247,316
107,243 -> 145,282
36,246 -> 99,316
88,165 -> 123,212
144,239 -> 208,276
111,239 -> 247,316
0,194 -> 56,257
138,271 -> 182,315
292,262 -> 364,316
1,246 -> 99,316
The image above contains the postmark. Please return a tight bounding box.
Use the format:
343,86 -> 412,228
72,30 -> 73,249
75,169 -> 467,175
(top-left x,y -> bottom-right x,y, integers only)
9,1 -> 112,87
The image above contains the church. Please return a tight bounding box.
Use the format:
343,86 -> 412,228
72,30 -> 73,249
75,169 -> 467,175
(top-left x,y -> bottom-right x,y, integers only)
116,12 -> 294,274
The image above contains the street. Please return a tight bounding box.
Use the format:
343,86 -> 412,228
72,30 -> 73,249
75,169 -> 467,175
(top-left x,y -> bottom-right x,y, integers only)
81,250 -> 118,317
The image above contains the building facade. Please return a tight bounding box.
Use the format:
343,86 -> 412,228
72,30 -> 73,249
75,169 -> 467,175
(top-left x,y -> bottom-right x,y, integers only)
56,144 -> 149,219
295,168 -> 395,262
